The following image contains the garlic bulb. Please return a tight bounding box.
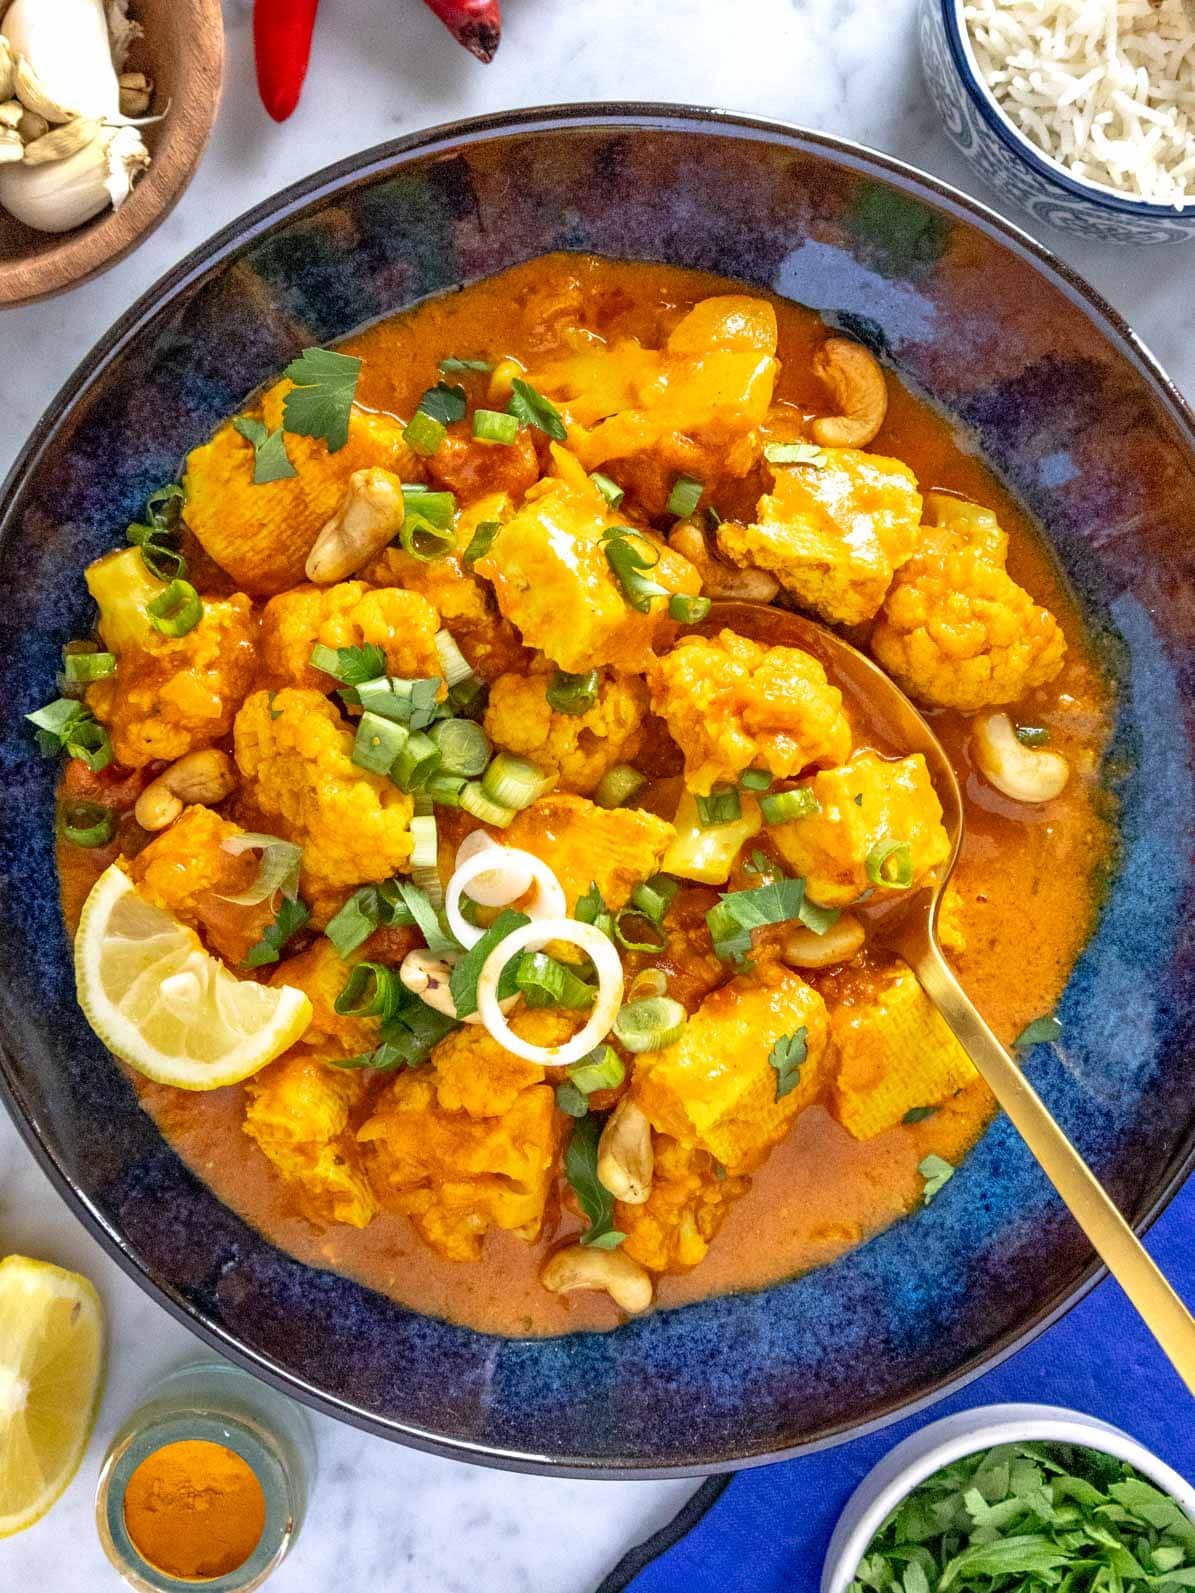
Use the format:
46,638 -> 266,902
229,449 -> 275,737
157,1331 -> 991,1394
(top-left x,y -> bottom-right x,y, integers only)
1,0 -> 120,121
107,0 -> 143,74
0,124 -> 148,231
0,37 -> 14,103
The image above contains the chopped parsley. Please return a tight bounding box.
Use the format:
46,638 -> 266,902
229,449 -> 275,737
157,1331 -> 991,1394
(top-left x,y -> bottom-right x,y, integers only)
281,347 -> 362,452
233,416 -> 296,483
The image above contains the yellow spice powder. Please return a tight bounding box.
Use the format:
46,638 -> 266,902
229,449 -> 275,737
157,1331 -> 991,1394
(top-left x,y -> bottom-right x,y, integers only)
123,1438 -> 266,1581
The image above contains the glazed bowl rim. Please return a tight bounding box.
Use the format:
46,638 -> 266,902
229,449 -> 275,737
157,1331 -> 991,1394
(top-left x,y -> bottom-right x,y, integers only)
820,1402 -> 1195,1592
2,103 -> 1194,1478
937,0 -> 1195,219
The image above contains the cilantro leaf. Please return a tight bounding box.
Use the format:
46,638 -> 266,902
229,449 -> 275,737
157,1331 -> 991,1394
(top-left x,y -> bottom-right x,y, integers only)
245,895 -> 310,968
233,416 -> 297,483
448,908 -> 529,1018
706,878 -> 807,964
438,356 -> 492,374
507,377 -> 567,441
768,1027 -> 807,1100
1015,1014 -> 1063,1049
331,987 -> 457,1071
281,347 -> 362,453
564,1113 -> 624,1249
309,642 -> 387,687
415,381 -> 467,425
918,1153 -> 955,1204
555,1080 -> 589,1118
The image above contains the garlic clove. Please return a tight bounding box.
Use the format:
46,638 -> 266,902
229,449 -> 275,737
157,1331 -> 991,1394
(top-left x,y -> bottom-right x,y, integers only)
0,38 -> 14,103
0,98 -> 23,129
2,0 -> 120,122
0,123 -> 147,232
22,116 -> 101,165
0,128 -> 23,163
13,57 -> 78,124
117,71 -> 151,117
16,108 -> 49,142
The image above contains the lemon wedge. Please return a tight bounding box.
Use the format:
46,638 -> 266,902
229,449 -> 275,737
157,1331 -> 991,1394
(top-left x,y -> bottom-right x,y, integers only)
0,1255 -> 105,1537
75,864 -> 312,1090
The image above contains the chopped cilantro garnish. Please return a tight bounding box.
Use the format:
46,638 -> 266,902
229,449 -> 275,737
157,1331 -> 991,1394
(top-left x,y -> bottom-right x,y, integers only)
415,381 -> 467,426
233,416 -> 297,483
507,377 -> 567,441
706,876 -> 838,965
768,1027 -> 808,1100
448,908 -> 529,1019
1014,1014 -> 1063,1050
918,1153 -> 955,1204
438,356 -> 492,374
309,642 -> 387,687
245,895 -> 310,968
564,1113 -> 624,1249
902,1105 -> 938,1125
281,347 -> 362,452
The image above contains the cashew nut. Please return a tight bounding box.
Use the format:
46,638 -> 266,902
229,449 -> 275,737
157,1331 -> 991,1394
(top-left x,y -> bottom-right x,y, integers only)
809,338 -> 888,449
669,521 -> 780,603
305,467 -> 406,584
973,713 -> 1069,804
399,948 -> 517,1025
781,912 -> 866,970
597,1097 -> 654,1205
540,1244 -> 654,1314
133,749 -> 238,832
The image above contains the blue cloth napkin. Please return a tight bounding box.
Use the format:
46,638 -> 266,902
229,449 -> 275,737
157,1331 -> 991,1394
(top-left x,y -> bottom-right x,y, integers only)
601,1173 -> 1195,1593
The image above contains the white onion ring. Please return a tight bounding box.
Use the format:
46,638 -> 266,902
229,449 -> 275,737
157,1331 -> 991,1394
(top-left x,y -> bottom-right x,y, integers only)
454,830 -> 534,906
476,917 -> 625,1068
446,845 -> 566,949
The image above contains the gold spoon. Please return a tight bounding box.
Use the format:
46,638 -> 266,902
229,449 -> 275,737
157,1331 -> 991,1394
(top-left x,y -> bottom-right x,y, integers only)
706,599 -> 1195,1395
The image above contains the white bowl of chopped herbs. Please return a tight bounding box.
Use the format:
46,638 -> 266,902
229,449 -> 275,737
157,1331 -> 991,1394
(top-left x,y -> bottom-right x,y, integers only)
821,1404 -> 1195,1593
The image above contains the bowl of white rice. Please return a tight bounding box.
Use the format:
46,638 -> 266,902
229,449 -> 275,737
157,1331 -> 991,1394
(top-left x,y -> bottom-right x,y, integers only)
919,0 -> 1195,242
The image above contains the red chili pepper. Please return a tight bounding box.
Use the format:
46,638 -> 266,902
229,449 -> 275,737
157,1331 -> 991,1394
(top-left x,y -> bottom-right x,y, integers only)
420,0 -> 502,62
254,0 -> 321,122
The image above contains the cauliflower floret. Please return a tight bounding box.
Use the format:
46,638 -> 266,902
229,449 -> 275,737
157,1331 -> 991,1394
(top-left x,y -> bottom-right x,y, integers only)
617,1135 -> 749,1274
829,965 -> 977,1141
260,582 -> 442,694
871,494 -> 1065,712
84,549 -> 257,769
647,629 -> 852,795
364,493 -> 531,682
243,1051 -> 378,1228
524,295 -> 779,480
358,1011 -> 567,1261
501,793 -> 676,915
233,688 -> 414,902
483,666 -> 648,795
267,939 -> 379,1061
632,964 -> 831,1173
716,447 -> 923,626
127,805 -> 276,965
768,751 -> 950,908
475,477 -> 700,674
182,379 -> 418,596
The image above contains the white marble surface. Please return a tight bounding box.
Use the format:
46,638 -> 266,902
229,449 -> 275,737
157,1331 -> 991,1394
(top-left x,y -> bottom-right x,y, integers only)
0,2 -> 1192,1590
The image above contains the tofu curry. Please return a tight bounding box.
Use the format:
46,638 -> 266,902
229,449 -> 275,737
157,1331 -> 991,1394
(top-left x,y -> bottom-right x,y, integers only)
42,255 -> 1115,1336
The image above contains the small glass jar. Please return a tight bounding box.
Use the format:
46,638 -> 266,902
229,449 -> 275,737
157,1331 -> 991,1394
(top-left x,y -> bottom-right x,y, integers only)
96,1357 -> 315,1593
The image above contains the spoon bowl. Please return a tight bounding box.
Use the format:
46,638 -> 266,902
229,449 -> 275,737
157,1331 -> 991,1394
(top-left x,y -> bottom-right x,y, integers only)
704,598 -> 1195,1394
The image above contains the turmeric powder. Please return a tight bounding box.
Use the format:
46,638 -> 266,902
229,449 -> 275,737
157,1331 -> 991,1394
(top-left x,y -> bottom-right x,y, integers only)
123,1439 -> 266,1581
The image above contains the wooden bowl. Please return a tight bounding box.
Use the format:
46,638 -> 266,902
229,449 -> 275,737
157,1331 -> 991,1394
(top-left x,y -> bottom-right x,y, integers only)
0,0 -> 223,307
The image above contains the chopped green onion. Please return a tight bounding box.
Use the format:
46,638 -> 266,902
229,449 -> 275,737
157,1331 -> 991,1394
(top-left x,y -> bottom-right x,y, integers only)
460,781 -> 515,828
400,485 -> 456,527
472,408 -> 519,445
567,1044 -> 625,1095
62,800 -> 115,848
448,675 -> 487,720
335,961 -> 404,1021
353,675 -> 442,730
448,907 -> 529,1018
666,474 -> 703,518
555,1080 -> 589,1117
573,883 -> 613,940
429,717 -> 490,777
1016,724 -> 1050,747
696,784 -> 742,827
393,730 -> 441,791
706,506 -> 723,530
628,968 -> 668,1002
217,833 -> 302,906
424,770 -> 467,806
410,813 -> 438,870
630,875 -> 678,923
736,770 -> 770,794
400,515 -> 455,562
403,409 -> 447,457
515,951 -> 596,1011
592,764 -> 646,810
613,909 -> 667,953
481,753 -> 553,811
462,520 -> 501,570
865,838 -> 914,889
325,888 -> 382,957
309,642 -> 387,685
414,381 -> 467,426
432,628 -> 474,688
439,356 -> 492,375
764,442 -> 826,466
590,471 -> 624,508
768,1027 -> 807,1100
613,995 -> 686,1054
546,669 -> 599,717
352,712 -> 408,775
761,787 -> 821,824
26,698 -> 112,771
668,594 -> 712,624
146,579 -> 203,637
126,484 -> 187,581
602,529 -> 670,613
506,378 -> 567,441
62,651 -> 116,684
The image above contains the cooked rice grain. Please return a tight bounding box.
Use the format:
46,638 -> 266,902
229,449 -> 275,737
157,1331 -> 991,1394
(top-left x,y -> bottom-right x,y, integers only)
964,0 -> 1195,209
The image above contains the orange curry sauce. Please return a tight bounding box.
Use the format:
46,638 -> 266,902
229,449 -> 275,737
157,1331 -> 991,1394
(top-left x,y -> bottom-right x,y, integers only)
58,256 -> 1115,1336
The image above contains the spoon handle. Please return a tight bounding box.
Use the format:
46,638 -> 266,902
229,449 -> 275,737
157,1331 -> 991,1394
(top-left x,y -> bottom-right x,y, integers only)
903,936 -> 1195,1396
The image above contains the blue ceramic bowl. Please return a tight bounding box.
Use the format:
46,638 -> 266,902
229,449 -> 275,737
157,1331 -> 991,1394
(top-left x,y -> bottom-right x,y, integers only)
1,107 -> 1193,1477
919,0 -> 1195,243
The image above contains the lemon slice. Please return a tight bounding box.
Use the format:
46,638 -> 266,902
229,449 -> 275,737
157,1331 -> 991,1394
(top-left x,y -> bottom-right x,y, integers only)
0,1255 -> 105,1537
75,864 -> 312,1090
